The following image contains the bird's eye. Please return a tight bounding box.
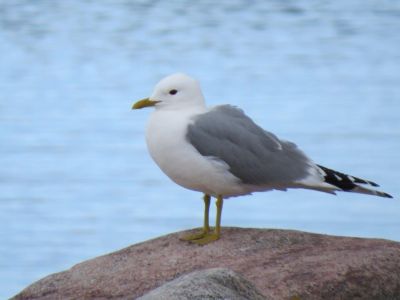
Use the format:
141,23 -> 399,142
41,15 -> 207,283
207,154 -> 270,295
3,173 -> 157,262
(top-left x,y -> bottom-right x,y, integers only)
169,89 -> 178,95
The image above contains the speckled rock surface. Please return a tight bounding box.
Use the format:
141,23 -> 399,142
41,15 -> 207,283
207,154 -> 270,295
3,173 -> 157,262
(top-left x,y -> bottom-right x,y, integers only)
12,227 -> 400,300
138,267 -> 266,300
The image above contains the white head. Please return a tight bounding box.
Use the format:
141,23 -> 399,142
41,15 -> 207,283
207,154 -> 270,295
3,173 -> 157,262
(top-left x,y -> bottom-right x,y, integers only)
132,73 -> 206,110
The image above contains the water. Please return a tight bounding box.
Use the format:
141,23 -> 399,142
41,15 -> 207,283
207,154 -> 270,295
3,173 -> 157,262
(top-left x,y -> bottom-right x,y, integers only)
1,1 -> 399,298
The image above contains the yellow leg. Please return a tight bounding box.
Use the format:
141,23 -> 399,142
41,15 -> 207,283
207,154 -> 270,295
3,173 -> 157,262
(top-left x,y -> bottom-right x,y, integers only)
215,195 -> 223,237
191,195 -> 223,245
180,194 -> 211,241
203,194 -> 211,233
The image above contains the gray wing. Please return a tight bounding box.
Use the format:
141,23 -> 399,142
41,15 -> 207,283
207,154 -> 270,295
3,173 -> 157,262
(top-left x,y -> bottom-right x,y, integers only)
186,105 -> 311,185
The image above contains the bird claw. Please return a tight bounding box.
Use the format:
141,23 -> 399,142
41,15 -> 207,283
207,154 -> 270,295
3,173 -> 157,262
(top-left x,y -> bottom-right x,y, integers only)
190,232 -> 220,245
180,228 -> 210,241
180,229 -> 220,245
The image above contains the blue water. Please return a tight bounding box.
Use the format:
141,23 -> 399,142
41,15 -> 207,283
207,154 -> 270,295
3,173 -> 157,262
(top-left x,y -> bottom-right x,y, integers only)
1,1 -> 400,298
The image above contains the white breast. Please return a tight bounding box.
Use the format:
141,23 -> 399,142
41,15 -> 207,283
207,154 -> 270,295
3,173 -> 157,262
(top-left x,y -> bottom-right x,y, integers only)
145,108 -> 247,197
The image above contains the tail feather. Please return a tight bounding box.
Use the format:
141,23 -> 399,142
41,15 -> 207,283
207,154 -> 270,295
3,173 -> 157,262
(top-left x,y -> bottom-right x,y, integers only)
317,165 -> 393,198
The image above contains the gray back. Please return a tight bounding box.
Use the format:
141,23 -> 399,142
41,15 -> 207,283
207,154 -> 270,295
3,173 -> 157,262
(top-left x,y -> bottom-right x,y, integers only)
186,105 -> 310,185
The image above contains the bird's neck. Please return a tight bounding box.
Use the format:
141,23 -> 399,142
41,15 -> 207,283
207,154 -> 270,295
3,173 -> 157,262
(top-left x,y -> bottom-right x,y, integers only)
155,103 -> 208,115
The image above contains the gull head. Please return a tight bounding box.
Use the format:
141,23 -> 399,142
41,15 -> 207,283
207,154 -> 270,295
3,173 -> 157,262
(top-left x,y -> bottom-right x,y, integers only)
132,73 -> 205,110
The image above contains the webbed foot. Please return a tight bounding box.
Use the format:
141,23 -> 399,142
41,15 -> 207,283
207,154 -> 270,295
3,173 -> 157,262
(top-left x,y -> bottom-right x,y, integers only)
180,228 -> 210,241
190,232 -> 220,245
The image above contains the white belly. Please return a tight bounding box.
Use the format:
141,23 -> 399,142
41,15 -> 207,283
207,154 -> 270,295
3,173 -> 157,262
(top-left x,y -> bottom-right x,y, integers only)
145,109 -> 247,196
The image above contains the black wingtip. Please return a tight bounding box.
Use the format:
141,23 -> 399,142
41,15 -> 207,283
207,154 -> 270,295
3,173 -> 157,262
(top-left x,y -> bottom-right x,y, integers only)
369,181 -> 379,187
353,178 -> 379,187
376,190 -> 393,198
383,192 -> 393,199
317,165 -> 392,198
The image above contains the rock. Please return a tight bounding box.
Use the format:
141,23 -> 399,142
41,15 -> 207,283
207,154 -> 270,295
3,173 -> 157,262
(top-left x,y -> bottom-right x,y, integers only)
12,227 -> 400,300
138,268 -> 266,300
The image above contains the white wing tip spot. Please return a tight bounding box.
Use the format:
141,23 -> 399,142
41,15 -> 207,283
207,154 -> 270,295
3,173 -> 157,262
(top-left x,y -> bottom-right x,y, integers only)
334,174 -> 342,181
348,176 -> 356,182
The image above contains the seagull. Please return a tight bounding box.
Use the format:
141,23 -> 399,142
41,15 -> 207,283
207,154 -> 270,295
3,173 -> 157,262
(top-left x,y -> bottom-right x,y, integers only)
132,73 -> 393,245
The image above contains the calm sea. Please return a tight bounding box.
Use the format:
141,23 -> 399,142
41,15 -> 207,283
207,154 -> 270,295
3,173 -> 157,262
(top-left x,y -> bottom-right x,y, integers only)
1,1 -> 399,298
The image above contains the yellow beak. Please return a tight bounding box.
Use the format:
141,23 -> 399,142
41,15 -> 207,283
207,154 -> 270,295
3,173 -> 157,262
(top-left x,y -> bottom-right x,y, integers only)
132,98 -> 160,109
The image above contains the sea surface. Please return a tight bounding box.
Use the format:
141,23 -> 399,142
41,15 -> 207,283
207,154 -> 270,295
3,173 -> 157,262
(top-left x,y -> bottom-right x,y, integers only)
1,1 -> 399,298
